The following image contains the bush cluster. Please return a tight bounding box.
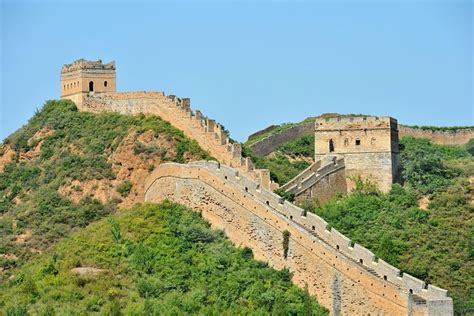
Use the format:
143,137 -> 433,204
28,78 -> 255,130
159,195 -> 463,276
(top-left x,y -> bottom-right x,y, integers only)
0,202 -> 327,315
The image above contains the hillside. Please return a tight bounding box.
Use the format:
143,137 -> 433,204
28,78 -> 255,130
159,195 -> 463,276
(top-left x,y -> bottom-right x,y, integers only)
254,131 -> 473,314
243,135 -> 314,184
0,99 -> 211,276
0,100 -> 328,314
0,201 -> 326,314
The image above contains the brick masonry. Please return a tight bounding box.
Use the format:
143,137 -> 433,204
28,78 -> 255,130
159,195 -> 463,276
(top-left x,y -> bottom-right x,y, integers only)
60,59 -> 454,315
144,161 -> 454,315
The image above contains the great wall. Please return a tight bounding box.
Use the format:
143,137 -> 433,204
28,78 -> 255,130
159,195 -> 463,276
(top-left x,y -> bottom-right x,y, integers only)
248,122 -> 474,157
60,59 -> 455,315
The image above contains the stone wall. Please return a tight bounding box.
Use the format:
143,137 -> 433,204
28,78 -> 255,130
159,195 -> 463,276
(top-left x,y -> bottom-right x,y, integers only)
248,122 -> 314,157
281,157 -> 347,204
72,89 -> 454,314
60,59 -> 116,100
144,161 -> 453,315
314,117 -> 399,193
78,91 -> 278,191
399,126 -> 474,145
247,124 -> 473,160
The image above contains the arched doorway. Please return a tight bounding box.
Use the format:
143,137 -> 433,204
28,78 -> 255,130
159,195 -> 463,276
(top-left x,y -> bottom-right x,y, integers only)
329,139 -> 335,152
89,81 -> 94,92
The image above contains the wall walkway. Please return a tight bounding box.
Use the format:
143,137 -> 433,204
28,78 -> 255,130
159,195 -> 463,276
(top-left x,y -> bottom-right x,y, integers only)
144,161 -> 453,316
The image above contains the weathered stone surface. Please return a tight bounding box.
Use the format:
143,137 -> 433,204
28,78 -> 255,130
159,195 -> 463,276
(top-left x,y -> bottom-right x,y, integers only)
249,122 -> 314,157
144,161 -> 453,315
399,126 -> 474,145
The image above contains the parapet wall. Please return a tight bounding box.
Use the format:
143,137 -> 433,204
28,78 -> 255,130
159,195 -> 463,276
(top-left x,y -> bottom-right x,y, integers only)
144,161 -> 453,315
248,122 -> 314,157
399,126 -> 474,145
247,121 -> 473,159
79,91 -> 278,191
282,157 -> 347,203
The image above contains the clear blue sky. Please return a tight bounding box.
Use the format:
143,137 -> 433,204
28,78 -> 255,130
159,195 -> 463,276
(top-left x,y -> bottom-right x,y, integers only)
1,0 -> 472,142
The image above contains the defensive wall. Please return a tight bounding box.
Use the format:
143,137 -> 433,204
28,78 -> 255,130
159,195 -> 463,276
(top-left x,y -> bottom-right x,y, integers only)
314,116 -> 400,193
281,156 -> 347,203
144,161 -> 453,315
248,123 -> 473,158
399,126 -> 474,145
248,122 -> 314,157
77,91 -> 279,191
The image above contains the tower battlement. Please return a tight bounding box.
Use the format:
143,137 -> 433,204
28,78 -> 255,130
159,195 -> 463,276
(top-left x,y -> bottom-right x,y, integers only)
315,116 -> 397,130
60,58 -> 116,108
314,115 -> 400,192
61,59 -> 116,73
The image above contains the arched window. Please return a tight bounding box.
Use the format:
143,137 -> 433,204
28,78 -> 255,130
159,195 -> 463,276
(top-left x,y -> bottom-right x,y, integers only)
344,138 -> 349,146
355,138 -> 361,146
371,137 -> 376,145
104,81 -> 108,87
329,139 -> 335,152
89,81 -> 94,92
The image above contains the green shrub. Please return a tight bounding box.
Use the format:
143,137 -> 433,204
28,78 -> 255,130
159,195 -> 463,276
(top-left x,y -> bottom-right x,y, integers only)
116,180 -> 133,197
282,230 -> 291,259
0,202 -> 328,315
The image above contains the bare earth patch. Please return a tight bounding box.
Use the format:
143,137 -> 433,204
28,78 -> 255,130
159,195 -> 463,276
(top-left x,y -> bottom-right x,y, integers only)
15,229 -> 32,244
418,196 -> 430,210
58,129 -> 201,209
71,267 -> 107,276
0,144 -> 15,172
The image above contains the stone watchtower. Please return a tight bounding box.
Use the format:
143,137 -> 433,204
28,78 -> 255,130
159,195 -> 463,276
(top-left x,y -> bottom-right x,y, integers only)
60,59 -> 116,109
314,116 -> 400,192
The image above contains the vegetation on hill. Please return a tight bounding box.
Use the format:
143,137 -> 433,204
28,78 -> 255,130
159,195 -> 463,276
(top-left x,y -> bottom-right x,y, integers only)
0,201 -> 327,315
243,134 -> 315,185
246,122 -> 301,145
0,100 -> 211,276
245,114 -> 366,146
401,124 -> 474,132
299,138 -> 473,314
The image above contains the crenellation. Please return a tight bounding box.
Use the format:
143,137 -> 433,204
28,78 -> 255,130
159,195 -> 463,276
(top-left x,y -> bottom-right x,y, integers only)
182,98 -> 191,110
352,243 -> 376,265
305,213 -> 329,234
375,259 -> 402,285
329,229 -> 352,252
402,273 -> 426,294
195,110 -> 203,120
282,202 -> 305,219
427,285 -> 449,300
231,143 -> 242,159
206,119 -> 216,132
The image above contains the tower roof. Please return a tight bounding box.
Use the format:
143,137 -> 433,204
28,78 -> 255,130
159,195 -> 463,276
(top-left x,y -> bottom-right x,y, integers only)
61,59 -> 115,74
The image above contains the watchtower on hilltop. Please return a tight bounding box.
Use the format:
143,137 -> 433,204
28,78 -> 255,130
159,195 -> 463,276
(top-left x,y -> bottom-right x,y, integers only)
60,59 -> 116,107
314,116 -> 400,192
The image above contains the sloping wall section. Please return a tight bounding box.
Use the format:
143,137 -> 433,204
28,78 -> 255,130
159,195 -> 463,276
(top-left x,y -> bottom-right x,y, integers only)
77,91 -> 454,315
280,156 -> 347,203
80,91 -> 278,190
144,161 -> 453,316
248,122 -> 314,157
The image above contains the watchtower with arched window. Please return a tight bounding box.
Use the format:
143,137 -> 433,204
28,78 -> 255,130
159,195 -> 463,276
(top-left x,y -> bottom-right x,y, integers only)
60,59 -> 116,107
314,116 -> 400,192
